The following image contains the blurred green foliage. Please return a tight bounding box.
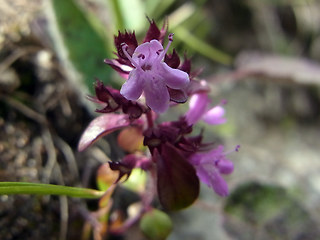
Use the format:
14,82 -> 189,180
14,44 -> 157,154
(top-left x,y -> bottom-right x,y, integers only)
49,0 -> 320,94
52,0 -> 112,93
50,0 -> 232,93
224,182 -> 319,240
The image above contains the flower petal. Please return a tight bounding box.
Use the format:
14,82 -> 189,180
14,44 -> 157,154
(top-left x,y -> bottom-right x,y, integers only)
203,106 -> 226,125
217,158 -> 234,175
195,164 -> 229,197
120,69 -> 144,100
144,75 -> 170,113
193,164 -> 213,187
160,63 -> 189,89
185,93 -> 209,125
210,171 -> 229,197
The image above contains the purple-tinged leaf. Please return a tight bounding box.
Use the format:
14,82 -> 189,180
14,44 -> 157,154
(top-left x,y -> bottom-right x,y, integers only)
165,49 -> 180,69
104,58 -> 130,78
78,113 -> 131,152
179,56 -> 191,74
114,31 -> 138,60
144,19 -> 161,43
155,143 -> 199,211
168,88 -> 187,103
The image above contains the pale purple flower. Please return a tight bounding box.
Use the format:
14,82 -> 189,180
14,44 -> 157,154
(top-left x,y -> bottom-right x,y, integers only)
189,145 -> 238,197
120,34 -> 190,113
185,92 -> 227,126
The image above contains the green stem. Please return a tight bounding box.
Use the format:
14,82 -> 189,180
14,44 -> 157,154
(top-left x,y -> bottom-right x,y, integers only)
0,182 -> 104,199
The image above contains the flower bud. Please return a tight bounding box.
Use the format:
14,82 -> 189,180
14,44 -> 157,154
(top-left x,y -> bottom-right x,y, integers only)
140,209 -> 173,240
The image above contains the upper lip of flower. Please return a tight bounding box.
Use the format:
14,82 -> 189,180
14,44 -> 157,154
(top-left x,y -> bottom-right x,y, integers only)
121,33 -> 173,71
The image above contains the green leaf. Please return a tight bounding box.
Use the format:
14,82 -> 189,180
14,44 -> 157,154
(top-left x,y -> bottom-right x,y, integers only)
51,0 -> 113,92
0,182 -> 104,199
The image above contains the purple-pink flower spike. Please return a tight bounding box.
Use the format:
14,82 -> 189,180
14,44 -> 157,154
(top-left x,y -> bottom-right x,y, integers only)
120,34 -> 190,113
78,19 -> 239,212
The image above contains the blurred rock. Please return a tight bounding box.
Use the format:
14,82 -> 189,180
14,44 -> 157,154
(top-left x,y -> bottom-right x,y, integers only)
224,182 -> 320,240
0,68 -> 20,93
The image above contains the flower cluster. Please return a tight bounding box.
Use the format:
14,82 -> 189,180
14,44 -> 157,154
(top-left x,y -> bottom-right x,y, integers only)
78,20 -> 238,211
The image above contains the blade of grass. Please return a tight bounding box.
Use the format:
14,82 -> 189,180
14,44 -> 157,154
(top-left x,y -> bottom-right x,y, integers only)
108,0 -> 125,31
117,0 -> 146,33
173,26 -> 232,65
0,182 -> 104,199
150,0 -> 176,20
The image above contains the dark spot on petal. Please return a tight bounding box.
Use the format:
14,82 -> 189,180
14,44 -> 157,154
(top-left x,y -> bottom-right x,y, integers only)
142,64 -> 152,71
138,54 -> 145,59
156,49 -> 163,55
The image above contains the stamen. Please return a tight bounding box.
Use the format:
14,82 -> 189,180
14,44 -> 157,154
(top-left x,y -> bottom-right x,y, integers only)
158,33 -> 174,60
121,43 -> 140,68
223,145 -> 240,155
235,145 -> 240,152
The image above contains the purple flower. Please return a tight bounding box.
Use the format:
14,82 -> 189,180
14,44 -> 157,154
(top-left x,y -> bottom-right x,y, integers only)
120,34 -> 190,113
185,92 -> 226,126
189,145 -> 237,197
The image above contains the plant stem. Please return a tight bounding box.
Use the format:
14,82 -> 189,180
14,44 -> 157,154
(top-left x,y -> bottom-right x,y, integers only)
146,110 -> 154,129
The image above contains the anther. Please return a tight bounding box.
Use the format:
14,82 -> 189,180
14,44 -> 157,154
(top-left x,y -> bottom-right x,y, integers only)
224,145 -> 240,155
168,33 -> 174,42
235,145 -> 240,152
